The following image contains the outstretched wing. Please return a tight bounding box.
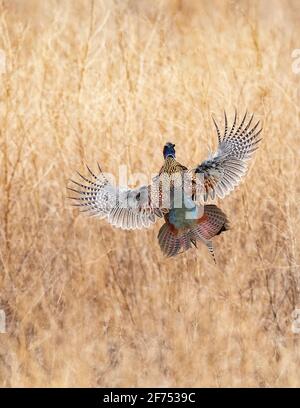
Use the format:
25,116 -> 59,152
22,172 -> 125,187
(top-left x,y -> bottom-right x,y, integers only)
68,164 -> 164,230
191,111 -> 262,201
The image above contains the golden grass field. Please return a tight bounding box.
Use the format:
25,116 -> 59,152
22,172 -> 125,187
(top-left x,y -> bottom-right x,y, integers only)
0,0 -> 300,387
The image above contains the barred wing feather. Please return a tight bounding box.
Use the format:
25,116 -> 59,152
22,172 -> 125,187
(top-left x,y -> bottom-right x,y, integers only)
68,165 -> 164,230
192,111 -> 262,201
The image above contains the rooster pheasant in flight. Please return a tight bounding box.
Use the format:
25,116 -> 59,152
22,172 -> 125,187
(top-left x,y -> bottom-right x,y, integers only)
68,111 -> 262,261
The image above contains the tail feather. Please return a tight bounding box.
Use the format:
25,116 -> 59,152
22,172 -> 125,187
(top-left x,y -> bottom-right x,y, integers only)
193,205 -> 229,241
206,241 -> 216,264
158,223 -> 182,257
158,204 -> 229,260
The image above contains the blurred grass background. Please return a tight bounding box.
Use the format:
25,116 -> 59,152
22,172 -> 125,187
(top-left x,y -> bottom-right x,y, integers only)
0,0 -> 300,387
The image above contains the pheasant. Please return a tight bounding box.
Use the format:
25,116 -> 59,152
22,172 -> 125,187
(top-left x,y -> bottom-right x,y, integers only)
68,111 -> 262,261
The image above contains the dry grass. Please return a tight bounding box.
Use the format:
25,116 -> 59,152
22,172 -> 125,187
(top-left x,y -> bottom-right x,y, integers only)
0,0 -> 300,387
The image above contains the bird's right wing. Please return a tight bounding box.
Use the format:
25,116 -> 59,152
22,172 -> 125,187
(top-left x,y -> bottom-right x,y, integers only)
190,111 -> 262,202
68,165 -> 166,230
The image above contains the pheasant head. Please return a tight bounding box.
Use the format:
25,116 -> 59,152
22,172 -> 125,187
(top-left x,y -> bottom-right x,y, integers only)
163,142 -> 176,159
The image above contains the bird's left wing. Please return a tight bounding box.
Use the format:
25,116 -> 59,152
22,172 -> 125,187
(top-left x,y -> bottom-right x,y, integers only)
68,164 -> 164,230
190,111 -> 262,202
